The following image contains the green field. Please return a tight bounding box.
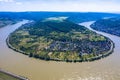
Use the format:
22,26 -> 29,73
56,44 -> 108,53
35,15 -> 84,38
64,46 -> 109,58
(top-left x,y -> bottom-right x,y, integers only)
0,72 -> 19,80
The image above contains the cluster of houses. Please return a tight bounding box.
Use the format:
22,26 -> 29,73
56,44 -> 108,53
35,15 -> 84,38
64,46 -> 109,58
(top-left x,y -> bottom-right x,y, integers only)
46,39 -> 111,55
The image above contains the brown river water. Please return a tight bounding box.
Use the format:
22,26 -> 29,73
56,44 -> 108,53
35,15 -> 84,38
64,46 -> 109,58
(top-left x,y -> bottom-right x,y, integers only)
0,20 -> 120,80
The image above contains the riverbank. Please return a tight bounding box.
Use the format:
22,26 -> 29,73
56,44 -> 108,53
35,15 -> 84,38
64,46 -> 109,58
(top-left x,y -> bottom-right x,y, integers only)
6,21 -> 115,62
0,68 -> 28,80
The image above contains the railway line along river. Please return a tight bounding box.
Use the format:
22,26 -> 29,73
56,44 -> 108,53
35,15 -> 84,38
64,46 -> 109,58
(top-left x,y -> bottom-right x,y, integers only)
0,20 -> 120,80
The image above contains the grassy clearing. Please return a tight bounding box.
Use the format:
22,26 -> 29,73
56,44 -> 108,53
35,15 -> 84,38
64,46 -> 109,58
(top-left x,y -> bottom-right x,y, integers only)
0,72 -> 19,80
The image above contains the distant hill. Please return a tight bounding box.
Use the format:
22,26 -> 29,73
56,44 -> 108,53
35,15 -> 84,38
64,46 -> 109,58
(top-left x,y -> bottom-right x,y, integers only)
0,12 -> 119,23
8,17 -> 114,62
91,17 -> 120,36
0,17 -> 17,28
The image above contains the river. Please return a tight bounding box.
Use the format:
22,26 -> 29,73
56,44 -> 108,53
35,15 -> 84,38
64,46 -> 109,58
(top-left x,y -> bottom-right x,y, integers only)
0,20 -> 120,80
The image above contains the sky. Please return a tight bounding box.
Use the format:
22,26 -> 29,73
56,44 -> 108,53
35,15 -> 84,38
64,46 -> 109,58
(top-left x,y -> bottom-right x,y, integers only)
0,0 -> 120,12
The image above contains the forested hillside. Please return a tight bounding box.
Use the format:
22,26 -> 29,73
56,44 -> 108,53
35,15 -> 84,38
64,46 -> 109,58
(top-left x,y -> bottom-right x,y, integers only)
91,17 -> 120,36
0,12 -> 119,23
0,17 -> 17,28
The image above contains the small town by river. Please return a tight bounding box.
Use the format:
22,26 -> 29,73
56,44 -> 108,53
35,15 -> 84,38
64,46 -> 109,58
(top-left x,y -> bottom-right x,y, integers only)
0,20 -> 120,80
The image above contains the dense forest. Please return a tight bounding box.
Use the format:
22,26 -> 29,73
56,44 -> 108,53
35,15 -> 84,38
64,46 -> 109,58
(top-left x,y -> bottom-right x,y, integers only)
91,17 -> 120,37
8,17 -> 114,62
0,17 -> 17,28
0,12 -> 119,23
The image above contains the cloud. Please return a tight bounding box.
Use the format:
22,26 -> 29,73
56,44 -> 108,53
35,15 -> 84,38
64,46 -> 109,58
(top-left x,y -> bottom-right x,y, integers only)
0,0 -> 120,12
0,0 -> 22,5
15,2 -> 22,5
0,0 -> 14,2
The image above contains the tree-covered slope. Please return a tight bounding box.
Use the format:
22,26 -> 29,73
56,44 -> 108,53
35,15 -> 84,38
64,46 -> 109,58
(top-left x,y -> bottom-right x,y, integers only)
8,17 -> 114,62
91,17 -> 120,36
0,12 -> 119,23
0,17 -> 17,28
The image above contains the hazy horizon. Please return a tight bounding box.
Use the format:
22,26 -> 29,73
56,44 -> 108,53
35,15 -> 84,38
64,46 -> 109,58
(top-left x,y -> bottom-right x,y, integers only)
0,0 -> 120,13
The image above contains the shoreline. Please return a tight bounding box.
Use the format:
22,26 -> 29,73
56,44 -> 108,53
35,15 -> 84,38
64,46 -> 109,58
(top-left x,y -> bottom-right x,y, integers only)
6,32 -> 115,63
0,68 -> 29,80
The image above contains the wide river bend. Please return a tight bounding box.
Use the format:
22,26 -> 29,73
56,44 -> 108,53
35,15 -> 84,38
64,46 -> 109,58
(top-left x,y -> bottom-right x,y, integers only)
0,20 -> 120,80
